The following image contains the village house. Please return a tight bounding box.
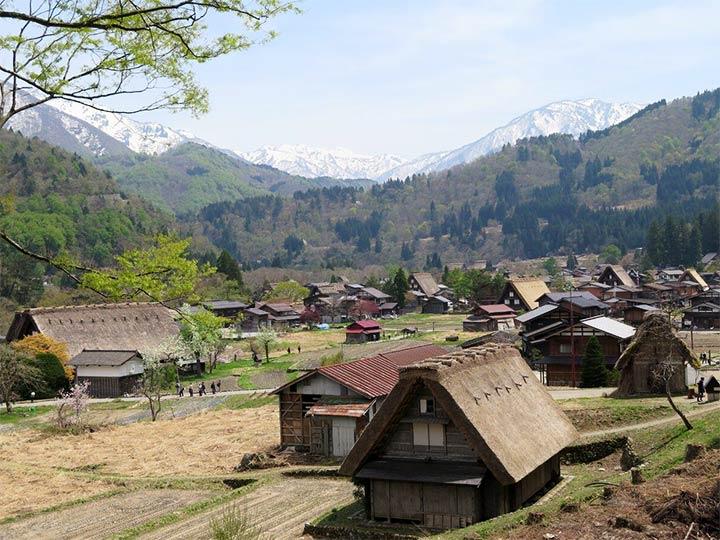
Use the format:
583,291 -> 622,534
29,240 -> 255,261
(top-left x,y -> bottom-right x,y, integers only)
614,313 -> 698,396
345,320 -> 382,344
682,302 -> 720,330
357,287 -> 392,305
497,278 -> 550,312
69,350 -> 144,398
339,344 -> 577,529
597,265 -> 637,288
254,302 -> 301,328
524,314 -> 635,386
5,303 -> 179,357
271,344 -> 447,457
679,268 -> 709,291
463,305 -> 516,332
421,295 -> 452,314
622,304 -> 660,327
701,252 -> 717,266
408,272 -> 454,313
241,307 -> 271,332
409,272 -> 441,298
193,300 -> 249,319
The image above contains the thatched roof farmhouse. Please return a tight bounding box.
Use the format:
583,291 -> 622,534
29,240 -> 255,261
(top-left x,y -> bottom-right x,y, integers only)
6,303 -> 179,357
614,313 -> 699,396
340,344 -> 577,528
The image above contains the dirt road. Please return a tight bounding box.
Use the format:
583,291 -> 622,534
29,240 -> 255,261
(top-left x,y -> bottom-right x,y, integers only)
141,477 -> 355,540
0,490 -> 212,540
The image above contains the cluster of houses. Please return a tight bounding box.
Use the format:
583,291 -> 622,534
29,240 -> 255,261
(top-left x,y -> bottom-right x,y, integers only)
303,272 -> 455,323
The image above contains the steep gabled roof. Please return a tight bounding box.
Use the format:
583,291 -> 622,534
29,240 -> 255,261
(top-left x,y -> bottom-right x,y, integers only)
69,349 -> 141,367
599,265 -> 635,288
6,303 -> 178,357
506,278 -> 550,310
680,268 -> 709,291
410,272 -> 440,296
340,344 -> 577,485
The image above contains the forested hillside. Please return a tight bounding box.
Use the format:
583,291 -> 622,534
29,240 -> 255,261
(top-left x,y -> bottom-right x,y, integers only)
98,143 -> 374,214
0,130 -> 171,306
193,90 -> 720,270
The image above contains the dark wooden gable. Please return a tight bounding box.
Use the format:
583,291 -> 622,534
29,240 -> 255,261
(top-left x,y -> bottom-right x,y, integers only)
376,381 -> 477,463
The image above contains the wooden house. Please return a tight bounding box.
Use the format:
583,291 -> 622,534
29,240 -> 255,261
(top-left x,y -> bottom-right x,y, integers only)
69,350 -> 144,398
528,316 -> 635,386
196,300 -> 248,319
497,278 -> 550,312
339,344 -> 577,529
378,302 -> 399,317
346,320 -> 382,344
409,272 -> 441,298
706,375 -> 720,402
255,303 -> 301,327
614,313 -> 698,396
5,303 -> 179,357
241,307 -> 271,332
422,295 -> 452,314
597,265 -> 636,288
357,287 -> 392,305
682,302 -> 720,330
622,304 -> 660,327
679,268 -> 709,291
463,305 -> 516,332
271,344 -> 447,456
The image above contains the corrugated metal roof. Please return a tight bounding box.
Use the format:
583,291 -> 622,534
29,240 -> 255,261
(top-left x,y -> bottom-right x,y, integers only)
306,402 -> 371,418
477,304 -> 516,315
318,343 -> 447,398
580,316 -> 635,340
516,304 -> 558,324
348,320 -> 381,329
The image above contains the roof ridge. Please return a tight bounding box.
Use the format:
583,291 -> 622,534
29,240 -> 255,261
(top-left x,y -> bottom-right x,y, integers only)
24,302 -> 160,313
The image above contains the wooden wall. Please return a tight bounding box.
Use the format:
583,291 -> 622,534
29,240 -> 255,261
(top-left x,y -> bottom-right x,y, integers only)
77,375 -> 140,398
370,480 -> 479,528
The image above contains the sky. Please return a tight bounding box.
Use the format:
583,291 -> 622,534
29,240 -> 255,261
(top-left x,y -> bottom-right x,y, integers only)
143,0 -> 720,158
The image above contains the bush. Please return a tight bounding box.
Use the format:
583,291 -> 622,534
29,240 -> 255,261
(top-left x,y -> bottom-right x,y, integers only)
210,505 -> 259,540
581,336 -> 609,388
34,353 -> 69,397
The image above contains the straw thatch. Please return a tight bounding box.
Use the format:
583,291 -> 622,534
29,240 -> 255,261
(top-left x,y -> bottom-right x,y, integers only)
340,344 -> 577,485
614,313 -> 699,396
6,303 -> 179,357
505,278 -> 550,310
410,272 -> 440,296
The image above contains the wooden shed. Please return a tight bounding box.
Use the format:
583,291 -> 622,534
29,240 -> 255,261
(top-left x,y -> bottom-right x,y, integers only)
69,349 -> 144,398
345,320 -> 382,344
614,313 -> 699,396
270,344 -> 447,456
340,344 -> 577,529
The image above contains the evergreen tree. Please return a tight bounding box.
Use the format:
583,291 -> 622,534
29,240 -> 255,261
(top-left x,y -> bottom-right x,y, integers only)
216,250 -> 243,287
646,221 -> 664,265
566,253 -> 577,271
374,237 -> 383,254
581,336 -> 608,388
392,268 -> 409,308
400,242 -> 414,261
685,225 -> 702,266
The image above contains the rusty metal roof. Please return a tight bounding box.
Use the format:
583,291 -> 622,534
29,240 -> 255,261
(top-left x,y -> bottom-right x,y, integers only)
318,343 -> 447,399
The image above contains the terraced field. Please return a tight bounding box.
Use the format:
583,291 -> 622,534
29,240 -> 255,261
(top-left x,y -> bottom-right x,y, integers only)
0,490 -> 213,540
141,477 -> 355,540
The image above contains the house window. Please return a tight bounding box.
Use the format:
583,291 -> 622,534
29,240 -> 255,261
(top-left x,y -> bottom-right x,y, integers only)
513,299 -> 520,306
509,291 -> 514,297
419,398 -> 434,414
559,343 -> 571,354
412,422 -> 445,447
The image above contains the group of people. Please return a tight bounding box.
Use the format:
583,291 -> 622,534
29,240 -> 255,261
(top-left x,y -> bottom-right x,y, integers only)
176,380 -> 222,397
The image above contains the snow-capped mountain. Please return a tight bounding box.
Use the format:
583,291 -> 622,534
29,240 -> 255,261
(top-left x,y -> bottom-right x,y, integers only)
239,144 -> 405,179
7,94 -> 212,157
378,99 -> 643,181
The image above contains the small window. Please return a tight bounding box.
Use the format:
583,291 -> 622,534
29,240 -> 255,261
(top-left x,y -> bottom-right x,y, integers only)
559,343 -> 571,354
412,422 -> 445,448
513,299 -> 520,306
420,398 -> 434,414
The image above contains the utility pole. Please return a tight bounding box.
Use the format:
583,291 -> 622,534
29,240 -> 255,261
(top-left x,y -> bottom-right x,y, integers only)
570,285 -> 576,388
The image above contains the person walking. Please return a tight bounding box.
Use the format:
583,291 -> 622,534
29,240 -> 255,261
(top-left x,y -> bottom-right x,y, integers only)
297,345 -> 301,354
188,385 -> 194,397
178,385 -> 185,397
216,380 -> 222,392
287,347 -> 291,355
199,382 -> 206,396
697,377 -> 705,403
210,381 -> 216,395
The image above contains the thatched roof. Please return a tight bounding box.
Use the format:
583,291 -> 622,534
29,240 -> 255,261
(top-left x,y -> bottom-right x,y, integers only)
6,303 -> 179,357
615,313 -> 699,373
340,344 -> 577,485
680,268 -> 709,291
410,272 -> 440,296
599,265 -> 636,288
507,278 -> 550,310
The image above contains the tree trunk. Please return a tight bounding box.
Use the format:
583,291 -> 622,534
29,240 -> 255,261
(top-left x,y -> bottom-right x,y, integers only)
4,397 -> 11,413
666,380 -> 693,430
265,343 -> 269,363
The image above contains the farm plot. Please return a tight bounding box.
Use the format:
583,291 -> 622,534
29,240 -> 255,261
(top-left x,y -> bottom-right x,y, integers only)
0,489 -> 213,540
0,404 -> 279,477
141,477 -> 355,540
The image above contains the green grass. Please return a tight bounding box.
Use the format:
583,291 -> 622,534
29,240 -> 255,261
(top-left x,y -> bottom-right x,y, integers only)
0,405 -> 53,425
219,394 -> 277,410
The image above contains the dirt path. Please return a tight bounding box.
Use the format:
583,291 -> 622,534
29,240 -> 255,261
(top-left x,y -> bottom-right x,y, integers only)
0,489 -> 213,540
141,477 -> 354,540
581,400 -> 720,438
